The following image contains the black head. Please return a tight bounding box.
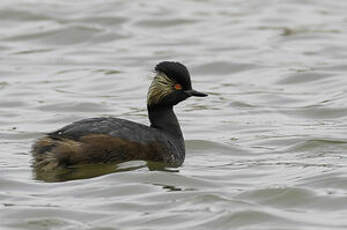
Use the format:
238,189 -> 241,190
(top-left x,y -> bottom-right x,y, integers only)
147,61 -> 207,108
155,61 -> 192,90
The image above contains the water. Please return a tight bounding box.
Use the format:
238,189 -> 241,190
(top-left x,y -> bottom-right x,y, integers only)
1,0 -> 347,229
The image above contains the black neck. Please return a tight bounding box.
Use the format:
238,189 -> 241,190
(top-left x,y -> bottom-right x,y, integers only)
148,105 -> 183,139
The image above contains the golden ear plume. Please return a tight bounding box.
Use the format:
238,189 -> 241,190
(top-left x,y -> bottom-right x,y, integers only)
147,72 -> 175,106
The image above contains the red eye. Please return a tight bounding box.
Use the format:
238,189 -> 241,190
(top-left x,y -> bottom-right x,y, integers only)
174,84 -> 182,90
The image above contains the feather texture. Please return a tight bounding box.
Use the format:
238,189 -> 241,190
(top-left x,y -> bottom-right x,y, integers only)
147,72 -> 175,106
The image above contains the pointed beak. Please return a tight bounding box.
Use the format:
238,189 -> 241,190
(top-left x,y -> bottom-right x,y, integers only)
184,89 -> 208,97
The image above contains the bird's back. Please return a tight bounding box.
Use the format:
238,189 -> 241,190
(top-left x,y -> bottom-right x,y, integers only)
49,117 -> 159,143
32,117 -> 184,171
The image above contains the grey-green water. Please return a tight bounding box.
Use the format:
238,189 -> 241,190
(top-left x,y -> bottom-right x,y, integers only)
1,0 -> 347,229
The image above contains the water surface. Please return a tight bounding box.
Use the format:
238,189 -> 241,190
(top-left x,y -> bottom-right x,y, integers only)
1,0 -> 347,229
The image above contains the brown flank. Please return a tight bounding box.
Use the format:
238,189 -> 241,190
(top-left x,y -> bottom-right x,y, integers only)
32,134 -> 165,171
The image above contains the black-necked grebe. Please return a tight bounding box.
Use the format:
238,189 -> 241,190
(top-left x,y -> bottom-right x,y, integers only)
32,61 -> 207,171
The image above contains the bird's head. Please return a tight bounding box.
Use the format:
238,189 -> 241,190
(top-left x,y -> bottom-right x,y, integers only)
147,61 -> 207,108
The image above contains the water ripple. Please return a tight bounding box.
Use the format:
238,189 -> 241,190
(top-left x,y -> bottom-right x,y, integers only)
1,0 -> 347,229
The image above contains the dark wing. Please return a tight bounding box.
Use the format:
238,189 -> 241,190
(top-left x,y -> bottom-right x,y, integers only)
49,117 -> 160,144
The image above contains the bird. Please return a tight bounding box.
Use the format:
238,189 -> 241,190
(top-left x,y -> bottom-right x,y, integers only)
32,61 -> 208,171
